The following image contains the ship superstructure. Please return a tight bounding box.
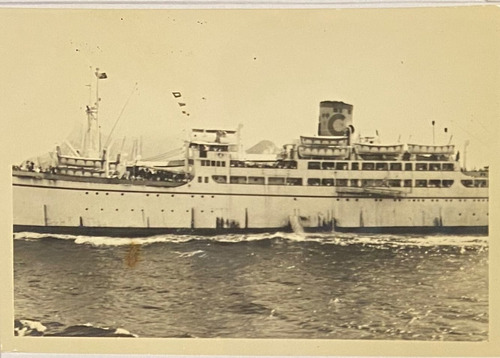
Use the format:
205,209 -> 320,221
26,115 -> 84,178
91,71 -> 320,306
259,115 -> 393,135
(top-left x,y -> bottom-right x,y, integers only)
12,90 -> 488,236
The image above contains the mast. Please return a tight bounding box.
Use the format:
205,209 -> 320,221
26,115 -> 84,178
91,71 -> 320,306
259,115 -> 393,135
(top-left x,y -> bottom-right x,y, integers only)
81,67 -> 107,158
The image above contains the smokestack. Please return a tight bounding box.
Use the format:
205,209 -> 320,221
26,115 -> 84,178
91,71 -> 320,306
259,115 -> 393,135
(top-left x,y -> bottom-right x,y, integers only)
318,101 -> 353,136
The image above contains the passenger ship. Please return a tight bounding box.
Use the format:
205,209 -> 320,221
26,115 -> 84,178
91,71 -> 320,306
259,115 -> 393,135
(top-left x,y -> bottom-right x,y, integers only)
12,88 -> 489,236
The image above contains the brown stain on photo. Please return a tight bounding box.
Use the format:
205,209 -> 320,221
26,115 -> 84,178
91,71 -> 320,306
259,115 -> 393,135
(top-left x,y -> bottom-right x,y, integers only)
124,242 -> 141,268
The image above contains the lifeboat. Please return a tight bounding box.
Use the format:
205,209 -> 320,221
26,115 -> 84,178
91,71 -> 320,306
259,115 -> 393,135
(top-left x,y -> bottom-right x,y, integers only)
354,143 -> 404,156
298,145 -> 349,159
407,144 -> 455,155
300,135 -> 348,146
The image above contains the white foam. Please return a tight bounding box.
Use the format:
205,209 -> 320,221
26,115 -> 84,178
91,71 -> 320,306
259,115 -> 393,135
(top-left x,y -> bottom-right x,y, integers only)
14,230 -> 488,248
15,319 -> 47,336
115,327 -> 139,337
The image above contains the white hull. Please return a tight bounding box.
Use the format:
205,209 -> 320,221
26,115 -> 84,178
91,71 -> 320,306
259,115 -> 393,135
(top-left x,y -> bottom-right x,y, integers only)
13,172 -> 488,235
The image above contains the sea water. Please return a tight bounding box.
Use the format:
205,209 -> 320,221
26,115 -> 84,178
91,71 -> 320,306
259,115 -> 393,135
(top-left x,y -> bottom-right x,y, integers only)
13,232 -> 488,340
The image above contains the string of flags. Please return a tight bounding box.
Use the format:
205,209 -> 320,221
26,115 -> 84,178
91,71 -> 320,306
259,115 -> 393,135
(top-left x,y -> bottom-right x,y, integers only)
172,91 -> 190,116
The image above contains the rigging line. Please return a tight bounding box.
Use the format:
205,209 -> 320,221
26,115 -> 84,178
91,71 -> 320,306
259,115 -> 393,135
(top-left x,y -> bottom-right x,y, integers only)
142,150 -> 185,161
103,82 -> 138,149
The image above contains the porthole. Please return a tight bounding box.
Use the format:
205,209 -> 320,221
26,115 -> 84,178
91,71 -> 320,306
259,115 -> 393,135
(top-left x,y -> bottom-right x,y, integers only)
100,208 -> 104,211
115,209 -> 119,211
161,209 -> 164,212
146,194 -> 150,197
171,210 -> 174,212
211,196 -> 215,198
201,210 -> 204,213
105,193 -> 109,196
85,208 -> 88,211
96,192 -> 99,195
131,209 -> 134,212
201,195 -> 204,198
171,194 -> 175,197
191,195 -> 194,198
156,194 -> 160,197
121,193 -> 124,196
472,213 -> 476,216
85,192 -> 89,195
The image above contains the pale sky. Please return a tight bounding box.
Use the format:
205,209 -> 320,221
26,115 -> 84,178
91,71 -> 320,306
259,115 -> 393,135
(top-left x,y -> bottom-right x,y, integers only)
1,7 -> 499,168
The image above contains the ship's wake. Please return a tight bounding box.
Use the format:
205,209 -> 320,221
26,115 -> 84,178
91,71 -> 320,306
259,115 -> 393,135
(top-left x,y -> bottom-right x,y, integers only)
14,231 -> 488,249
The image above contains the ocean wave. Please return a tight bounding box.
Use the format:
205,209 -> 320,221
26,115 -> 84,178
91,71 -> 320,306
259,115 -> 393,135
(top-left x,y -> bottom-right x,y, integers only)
14,231 -> 488,249
14,318 -> 138,337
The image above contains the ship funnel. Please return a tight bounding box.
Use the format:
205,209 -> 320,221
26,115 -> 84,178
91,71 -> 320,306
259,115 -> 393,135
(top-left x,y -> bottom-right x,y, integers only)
318,101 -> 353,136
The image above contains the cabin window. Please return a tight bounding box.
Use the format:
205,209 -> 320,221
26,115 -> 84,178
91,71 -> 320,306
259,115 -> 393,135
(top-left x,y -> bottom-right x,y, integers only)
404,180 -> 412,187
308,178 -> 321,186
350,179 -> 359,187
404,163 -> 412,171
429,163 -> 441,171
416,180 -> 427,187
461,180 -> 474,188
230,176 -> 247,184
387,180 -> 401,187
308,162 -> 321,170
475,180 -> 488,188
249,176 -> 265,185
442,180 -> 454,188
212,175 -> 227,183
362,163 -> 375,170
322,162 -> 335,170
204,177 -> 209,183
416,163 -> 427,171
322,178 -> 334,186
337,162 -> 348,170
390,163 -> 402,171
376,163 -> 388,171
198,177 -> 202,183
268,177 -> 285,185
428,180 -> 441,188
336,179 -> 348,187
351,162 -> 359,170
286,178 -> 303,186
222,161 -> 226,167
442,163 -> 454,171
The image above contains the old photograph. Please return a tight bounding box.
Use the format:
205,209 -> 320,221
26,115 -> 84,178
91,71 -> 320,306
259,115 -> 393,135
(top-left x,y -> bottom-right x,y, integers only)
1,5 -> 499,356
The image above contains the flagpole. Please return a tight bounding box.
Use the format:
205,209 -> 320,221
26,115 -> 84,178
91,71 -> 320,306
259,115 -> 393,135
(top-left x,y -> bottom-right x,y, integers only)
95,68 -> 101,153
